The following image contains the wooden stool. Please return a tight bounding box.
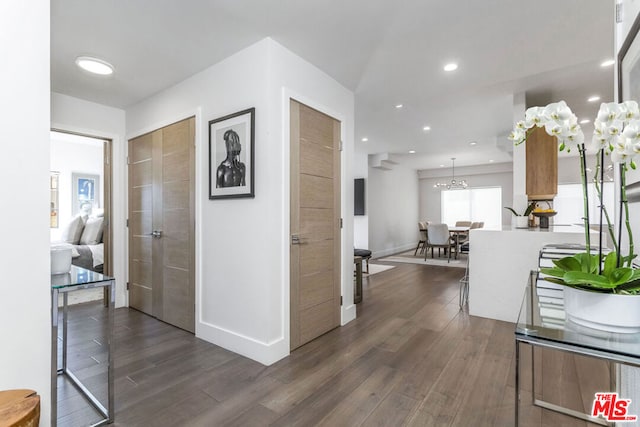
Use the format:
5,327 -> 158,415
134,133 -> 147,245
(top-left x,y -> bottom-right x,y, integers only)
0,389 -> 40,427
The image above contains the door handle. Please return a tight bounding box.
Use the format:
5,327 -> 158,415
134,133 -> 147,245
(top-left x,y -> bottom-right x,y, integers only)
291,234 -> 300,245
151,230 -> 163,238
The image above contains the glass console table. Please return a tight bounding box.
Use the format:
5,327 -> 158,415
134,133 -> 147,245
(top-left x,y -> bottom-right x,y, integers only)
51,266 -> 115,426
515,271 -> 640,425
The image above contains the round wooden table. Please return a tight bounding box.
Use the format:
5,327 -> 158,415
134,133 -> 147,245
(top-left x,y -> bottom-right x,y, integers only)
0,389 -> 40,427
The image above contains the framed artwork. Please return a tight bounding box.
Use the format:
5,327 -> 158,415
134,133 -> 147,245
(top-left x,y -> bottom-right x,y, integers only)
208,108 -> 255,199
620,13 -> 640,191
72,172 -> 100,216
50,172 -> 60,228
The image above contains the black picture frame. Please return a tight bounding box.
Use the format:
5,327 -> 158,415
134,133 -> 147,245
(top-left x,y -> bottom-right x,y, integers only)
208,108 -> 255,199
619,14 -> 640,191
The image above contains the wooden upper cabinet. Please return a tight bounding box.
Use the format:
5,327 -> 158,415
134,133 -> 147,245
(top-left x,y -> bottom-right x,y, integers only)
526,126 -> 558,200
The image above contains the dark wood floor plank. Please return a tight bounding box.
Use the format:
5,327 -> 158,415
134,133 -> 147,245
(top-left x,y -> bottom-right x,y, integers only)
360,391 -> 420,427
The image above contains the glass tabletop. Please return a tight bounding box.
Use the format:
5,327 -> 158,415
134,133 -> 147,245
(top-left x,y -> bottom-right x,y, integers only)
51,265 -> 113,289
516,271 -> 640,362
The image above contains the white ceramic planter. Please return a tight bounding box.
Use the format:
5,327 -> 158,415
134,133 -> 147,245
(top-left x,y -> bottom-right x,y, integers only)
515,216 -> 529,229
564,286 -> 640,333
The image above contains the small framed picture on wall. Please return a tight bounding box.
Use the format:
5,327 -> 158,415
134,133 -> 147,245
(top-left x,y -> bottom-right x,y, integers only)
208,108 -> 255,199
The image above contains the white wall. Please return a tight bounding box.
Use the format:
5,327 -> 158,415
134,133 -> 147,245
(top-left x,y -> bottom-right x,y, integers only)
126,38 -> 354,365
367,165 -> 419,258
51,92 -> 127,308
50,136 -> 104,241
419,164 -> 514,227
353,149 -> 369,249
0,1 -> 52,424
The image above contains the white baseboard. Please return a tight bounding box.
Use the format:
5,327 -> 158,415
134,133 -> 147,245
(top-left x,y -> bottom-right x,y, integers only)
371,243 -> 416,259
196,321 -> 288,366
342,304 -> 356,325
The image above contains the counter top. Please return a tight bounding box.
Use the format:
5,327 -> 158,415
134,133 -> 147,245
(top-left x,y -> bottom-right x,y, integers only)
474,224 -> 588,233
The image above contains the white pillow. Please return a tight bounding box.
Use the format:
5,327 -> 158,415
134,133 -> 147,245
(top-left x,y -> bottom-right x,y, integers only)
80,217 -> 104,245
60,216 -> 85,245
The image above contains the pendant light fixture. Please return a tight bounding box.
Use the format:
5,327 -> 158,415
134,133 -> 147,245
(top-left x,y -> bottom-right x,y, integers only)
434,157 -> 468,189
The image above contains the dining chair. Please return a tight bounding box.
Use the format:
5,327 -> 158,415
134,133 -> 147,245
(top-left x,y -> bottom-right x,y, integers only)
414,221 -> 428,256
425,223 -> 456,262
470,221 -> 484,229
455,221 -> 472,227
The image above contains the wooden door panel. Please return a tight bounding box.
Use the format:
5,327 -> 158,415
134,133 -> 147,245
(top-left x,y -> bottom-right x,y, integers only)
300,141 -> 333,178
300,270 -> 334,310
129,283 -> 152,315
300,175 -> 332,208
131,236 -> 152,262
130,186 -> 152,212
300,208 -> 333,241
163,150 -> 190,182
131,134 -> 153,162
131,161 -> 152,188
129,211 -> 152,236
299,300 -> 335,344
299,104 -> 335,146
163,180 -> 189,209
129,117 -> 195,332
290,99 -> 341,350
300,240 -> 333,276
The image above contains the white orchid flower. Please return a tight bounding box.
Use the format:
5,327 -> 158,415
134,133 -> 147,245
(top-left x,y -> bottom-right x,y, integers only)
515,120 -> 526,130
524,107 -> 545,128
592,134 -> 609,150
508,128 -> 526,144
623,101 -> 640,120
544,121 -> 565,138
611,149 -> 630,164
564,129 -> 585,147
597,102 -> 623,124
606,120 -> 624,137
622,119 -> 640,144
543,101 -> 571,123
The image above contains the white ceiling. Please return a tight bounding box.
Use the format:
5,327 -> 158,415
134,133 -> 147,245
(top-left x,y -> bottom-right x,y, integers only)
51,0 -> 615,170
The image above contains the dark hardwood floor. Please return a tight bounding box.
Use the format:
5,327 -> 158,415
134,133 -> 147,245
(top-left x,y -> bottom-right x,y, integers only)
58,262 -> 610,426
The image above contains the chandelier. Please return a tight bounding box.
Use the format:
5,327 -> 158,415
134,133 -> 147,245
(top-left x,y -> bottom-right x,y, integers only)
434,157 -> 468,189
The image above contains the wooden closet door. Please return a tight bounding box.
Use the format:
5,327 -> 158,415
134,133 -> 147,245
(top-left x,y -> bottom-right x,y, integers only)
290,100 -> 341,350
128,117 -> 195,333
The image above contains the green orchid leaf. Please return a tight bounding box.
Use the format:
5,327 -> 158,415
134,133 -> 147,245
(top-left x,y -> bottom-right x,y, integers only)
610,268 -> 634,286
618,279 -> 640,292
563,271 -> 617,288
504,207 -> 519,217
553,256 -> 582,272
603,252 -> 618,277
539,268 -> 566,279
630,269 -> 640,281
524,201 -> 537,217
573,252 -> 599,273
542,277 -> 567,286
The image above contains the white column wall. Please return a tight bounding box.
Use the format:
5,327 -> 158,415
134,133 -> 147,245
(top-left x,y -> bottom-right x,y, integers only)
367,165 -> 419,258
0,1 -> 52,424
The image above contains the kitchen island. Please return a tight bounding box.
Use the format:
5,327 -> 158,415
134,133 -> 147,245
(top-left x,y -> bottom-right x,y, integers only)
468,225 -> 597,323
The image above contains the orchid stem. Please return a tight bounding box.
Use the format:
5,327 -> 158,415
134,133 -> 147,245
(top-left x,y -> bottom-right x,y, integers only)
579,145 -> 591,257
593,152 -> 619,258
621,163 -> 635,267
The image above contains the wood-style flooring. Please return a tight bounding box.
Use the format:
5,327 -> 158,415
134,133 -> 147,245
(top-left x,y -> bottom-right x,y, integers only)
58,262 -> 611,426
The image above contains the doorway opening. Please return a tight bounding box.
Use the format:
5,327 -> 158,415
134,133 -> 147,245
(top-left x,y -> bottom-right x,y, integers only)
50,129 -> 113,304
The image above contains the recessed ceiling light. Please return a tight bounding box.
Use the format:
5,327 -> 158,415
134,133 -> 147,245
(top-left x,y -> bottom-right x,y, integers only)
444,63 -> 458,72
75,56 -> 114,75
439,164 -> 445,167
423,126 -> 431,131
409,150 -> 416,154
588,95 -> 601,103
361,137 -> 369,142
601,59 -> 615,67
395,104 -> 404,109
580,119 -> 591,124
489,159 -> 494,163
469,141 -> 477,146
